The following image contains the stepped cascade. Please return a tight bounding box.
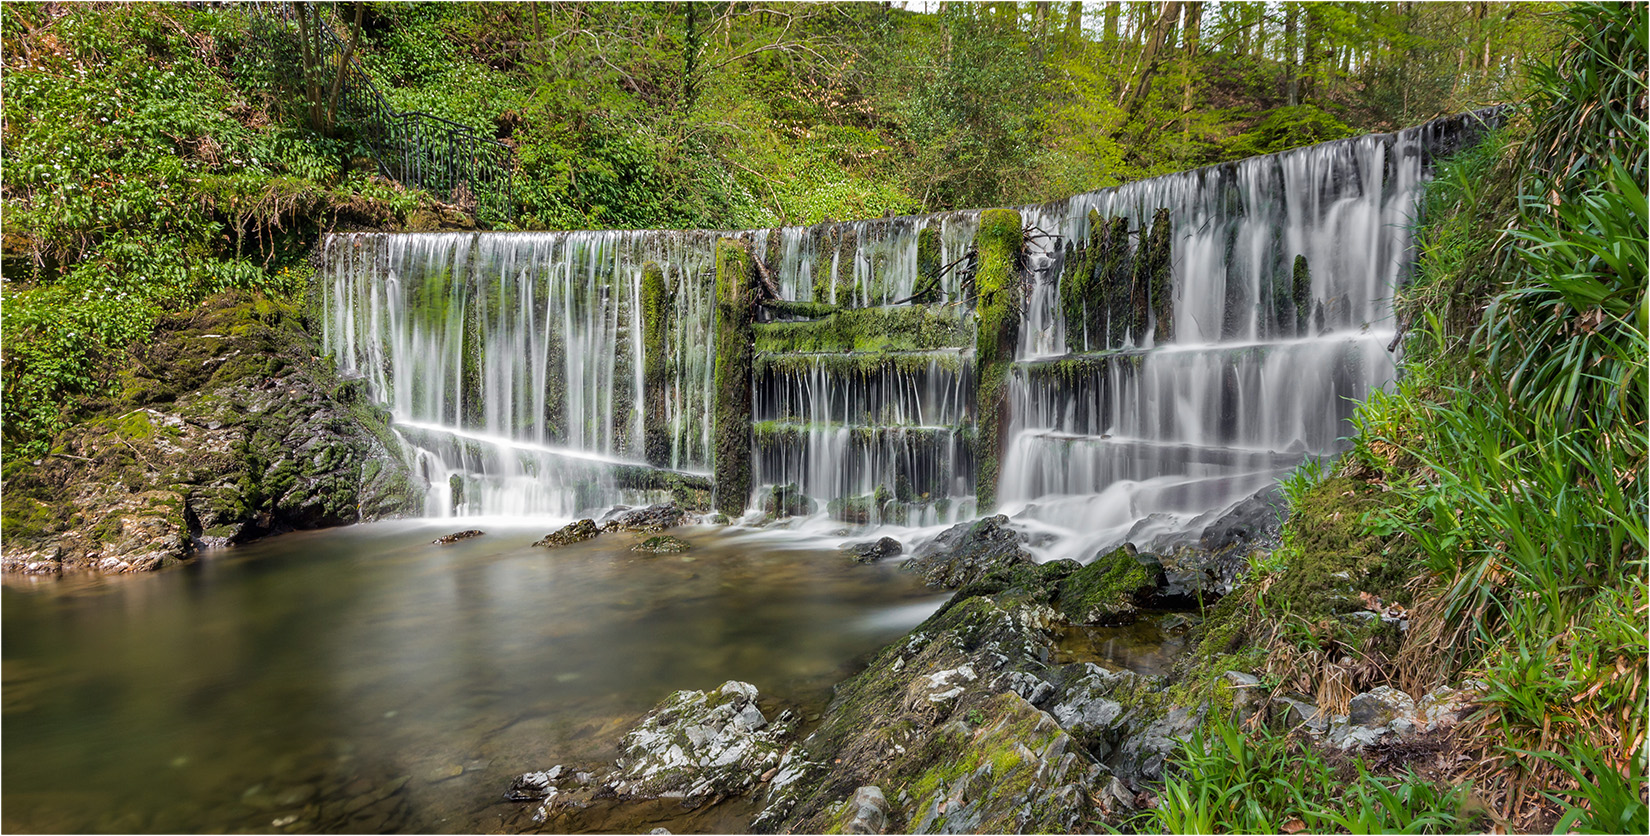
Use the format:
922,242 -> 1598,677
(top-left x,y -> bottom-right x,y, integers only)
320,111 -> 1494,548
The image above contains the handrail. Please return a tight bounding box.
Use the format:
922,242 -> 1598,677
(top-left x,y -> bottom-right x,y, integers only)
247,2 -> 515,224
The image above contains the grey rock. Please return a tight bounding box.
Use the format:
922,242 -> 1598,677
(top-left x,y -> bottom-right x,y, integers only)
847,537 -> 903,564
1276,696 -> 1327,735
1348,686 -> 1416,728
610,680 -> 794,799
1113,705 -> 1201,784
1200,484 -> 1288,554
601,502 -> 685,533
1222,671 -> 1264,726
431,530 -> 484,545
903,515 -> 1034,589
996,671 -> 1054,707
846,786 -> 888,834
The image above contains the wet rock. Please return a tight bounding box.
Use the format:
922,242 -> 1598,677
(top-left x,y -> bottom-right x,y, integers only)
610,681 -> 795,799
1200,484 -> 1288,554
1044,663 -> 1161,763
765,483 -> 812,519
534,520 -> 599,548
847,537 -> 903,564
601,502 -> 685,533
632,535 -> 691,554
1056,544 -> 1159,624
750,587 -> 1098,834
903,515 -> 1034,589
845,786 -> 889,834
994,671 -> 1054,707
431,530 -> 485,545
1112,705 -> 1202,784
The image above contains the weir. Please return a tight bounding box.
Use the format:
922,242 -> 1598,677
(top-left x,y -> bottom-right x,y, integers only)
319,111 -> 1495,549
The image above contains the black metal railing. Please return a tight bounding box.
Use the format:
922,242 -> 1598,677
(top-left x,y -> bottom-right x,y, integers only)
248,2 -> 515,224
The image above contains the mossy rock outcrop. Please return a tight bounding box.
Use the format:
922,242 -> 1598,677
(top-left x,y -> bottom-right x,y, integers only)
1,291 -> 421,574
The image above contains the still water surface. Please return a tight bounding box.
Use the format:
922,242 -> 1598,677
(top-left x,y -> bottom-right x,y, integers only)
2,520 -> 942,833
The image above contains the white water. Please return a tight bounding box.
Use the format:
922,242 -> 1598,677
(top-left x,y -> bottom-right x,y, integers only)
320,112 -> 1488,555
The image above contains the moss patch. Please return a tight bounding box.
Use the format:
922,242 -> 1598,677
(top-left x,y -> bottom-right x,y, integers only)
752,304 -> 971,354
1056,544 -> 1158,624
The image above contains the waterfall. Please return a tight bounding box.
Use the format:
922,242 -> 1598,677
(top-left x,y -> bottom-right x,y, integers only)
319,111 -> 1493,539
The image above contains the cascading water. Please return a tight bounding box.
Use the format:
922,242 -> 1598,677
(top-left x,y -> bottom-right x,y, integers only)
319,111 -> 1493,548
321,230 -> 722,516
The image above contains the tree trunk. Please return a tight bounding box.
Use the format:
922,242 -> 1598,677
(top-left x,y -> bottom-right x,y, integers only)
1285,3 -> 1299,106
1181,1 -> 1202,136
1103,1 -> 1120,46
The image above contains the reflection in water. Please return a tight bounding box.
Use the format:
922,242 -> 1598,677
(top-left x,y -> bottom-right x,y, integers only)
2,521 -> 942,833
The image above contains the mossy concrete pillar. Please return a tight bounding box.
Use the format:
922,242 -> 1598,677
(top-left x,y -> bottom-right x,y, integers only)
713,239 -> 755,517
1292,254 -> 1312,336
1103,216 -> 1131,348
1062,209 -> 1105,352
911,225 -> 943,303
1146,208 -> 1173,343
641,261 -> 671,467
974,208 -> 1022,512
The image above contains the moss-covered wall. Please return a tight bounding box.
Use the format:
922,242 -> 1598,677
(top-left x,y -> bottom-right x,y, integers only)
641,261 -> 671,467
973,208 -> 1022,511
713,239 -> 755,516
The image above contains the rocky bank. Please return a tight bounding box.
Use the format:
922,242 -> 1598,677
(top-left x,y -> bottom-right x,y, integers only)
505,489 -> 1477,834
2,290 -> 421,575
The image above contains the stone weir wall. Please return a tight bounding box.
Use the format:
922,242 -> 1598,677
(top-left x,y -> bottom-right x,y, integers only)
317,110 -> 1498,541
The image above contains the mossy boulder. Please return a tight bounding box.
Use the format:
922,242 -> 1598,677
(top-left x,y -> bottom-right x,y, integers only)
534,519 -> 599,548
1056,544 -> 1160,624
1,291 -> 421,574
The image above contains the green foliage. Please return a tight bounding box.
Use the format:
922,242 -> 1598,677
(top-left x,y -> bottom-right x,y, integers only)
1228,105 -> 1358,158
1147,715 -> 1483,834
0,4 -> 425,456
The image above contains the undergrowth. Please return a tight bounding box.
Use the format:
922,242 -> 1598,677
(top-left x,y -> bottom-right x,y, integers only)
1156,3 -> 1648,832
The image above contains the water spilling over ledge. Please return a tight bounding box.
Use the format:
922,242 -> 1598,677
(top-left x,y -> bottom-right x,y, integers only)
319,110 -> 1497,551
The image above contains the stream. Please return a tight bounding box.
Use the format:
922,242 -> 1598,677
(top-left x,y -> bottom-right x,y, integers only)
2,520 -> 944,833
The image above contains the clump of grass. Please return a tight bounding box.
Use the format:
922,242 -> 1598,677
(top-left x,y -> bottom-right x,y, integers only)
1143,715 -> 1486,834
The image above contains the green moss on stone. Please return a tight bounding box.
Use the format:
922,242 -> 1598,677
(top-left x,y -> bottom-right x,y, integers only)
1056,544 -> 1157,624
760,300 -> 840,320
752,304 -> 970,354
